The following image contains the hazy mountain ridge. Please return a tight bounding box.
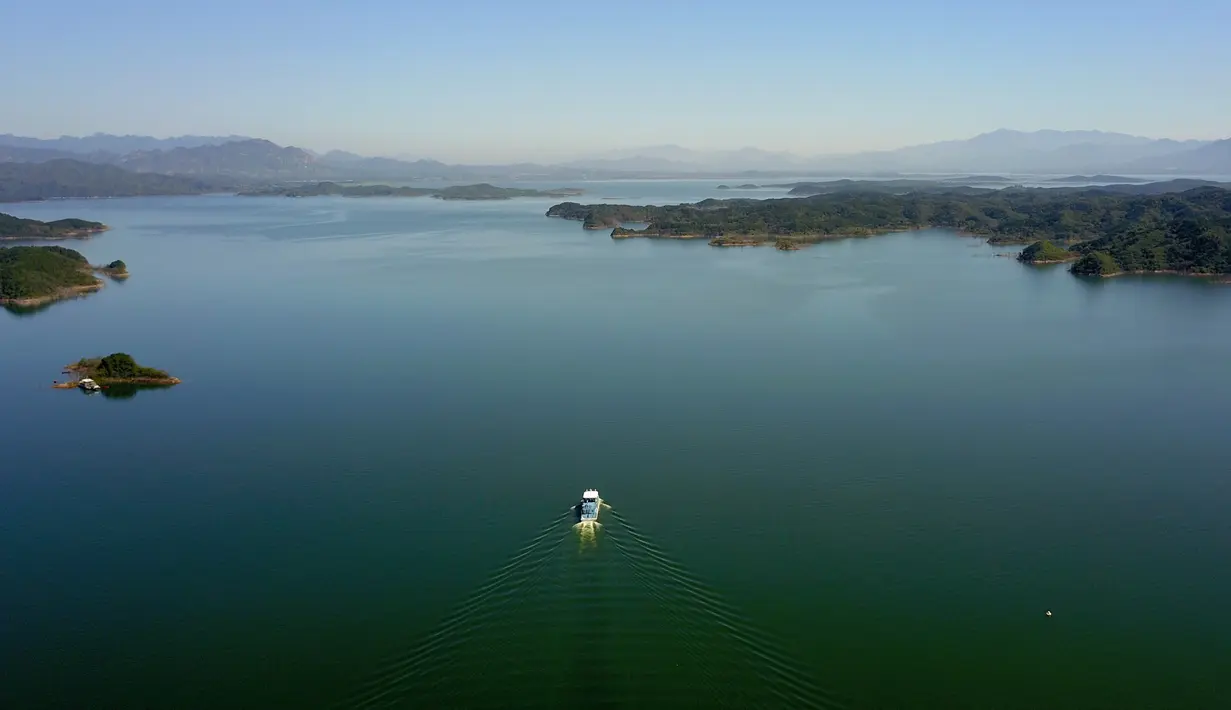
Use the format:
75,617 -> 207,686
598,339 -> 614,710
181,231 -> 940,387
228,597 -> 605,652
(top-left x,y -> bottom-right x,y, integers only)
0,129 -> 1227,179
566,130 -> 1223,174
1122,139 -> 1231,173
0,133 -> 252,154
113,139 -> 320,178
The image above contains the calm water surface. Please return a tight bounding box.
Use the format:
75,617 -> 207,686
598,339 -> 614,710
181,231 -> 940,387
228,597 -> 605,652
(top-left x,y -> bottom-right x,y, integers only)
2,184 -> 1230,708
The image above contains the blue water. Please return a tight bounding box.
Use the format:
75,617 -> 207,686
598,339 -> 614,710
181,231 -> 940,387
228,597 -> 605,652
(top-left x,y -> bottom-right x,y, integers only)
2,186 -> 1230,708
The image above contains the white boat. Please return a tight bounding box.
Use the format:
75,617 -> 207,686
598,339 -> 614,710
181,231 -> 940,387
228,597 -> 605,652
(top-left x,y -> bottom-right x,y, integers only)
78,378 -> 101,392
579,489 -> 600,522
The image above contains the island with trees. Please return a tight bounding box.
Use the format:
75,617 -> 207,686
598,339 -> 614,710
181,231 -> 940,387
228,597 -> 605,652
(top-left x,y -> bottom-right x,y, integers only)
547,185 -> 1231,278
239,182 -> 584,200
0,246 -> 129,307
96,259 -> 129,278
1,212 -> 108,241
55,353 -> 181,388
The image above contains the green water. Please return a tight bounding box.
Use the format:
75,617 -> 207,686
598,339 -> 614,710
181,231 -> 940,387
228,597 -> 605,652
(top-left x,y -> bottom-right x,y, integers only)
2,184 -> 1229,708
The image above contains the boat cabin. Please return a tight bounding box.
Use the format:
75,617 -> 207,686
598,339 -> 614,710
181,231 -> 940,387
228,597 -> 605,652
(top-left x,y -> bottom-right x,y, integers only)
580,489 -> 600,522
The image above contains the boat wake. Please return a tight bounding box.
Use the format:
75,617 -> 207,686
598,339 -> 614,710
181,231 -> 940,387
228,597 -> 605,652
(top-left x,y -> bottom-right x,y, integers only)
335,500 -> 847,709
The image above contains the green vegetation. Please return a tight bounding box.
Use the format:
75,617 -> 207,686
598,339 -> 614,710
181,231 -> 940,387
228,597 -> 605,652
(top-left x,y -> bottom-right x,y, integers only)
1070,252 -> 1121,276
1017,240 -> 1075,263
548,186 -> 1231,276
68,353 -> 179,385
0,246 -> 100,303
1068,214 -> 1231,276
240,182 -> 584,200
78,353 -> 170,380
0,160 -> 227,202
98,259 -> 129,279
775,238 -> 801,251
1,212 -> 108,240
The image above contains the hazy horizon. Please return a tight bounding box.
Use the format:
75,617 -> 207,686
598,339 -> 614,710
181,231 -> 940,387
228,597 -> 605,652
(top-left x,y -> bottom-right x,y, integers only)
3,0 -> 1229,163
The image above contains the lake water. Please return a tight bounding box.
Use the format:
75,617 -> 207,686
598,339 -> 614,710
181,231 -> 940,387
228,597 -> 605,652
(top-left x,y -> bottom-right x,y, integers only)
3,183 -> 1230,709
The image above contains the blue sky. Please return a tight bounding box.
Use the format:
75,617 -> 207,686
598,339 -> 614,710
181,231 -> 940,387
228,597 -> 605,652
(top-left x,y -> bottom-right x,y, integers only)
2,0 -> 1228,161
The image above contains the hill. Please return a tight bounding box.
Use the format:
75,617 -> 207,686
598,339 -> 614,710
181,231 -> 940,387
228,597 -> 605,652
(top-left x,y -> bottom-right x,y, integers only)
1084,179 -> 1229,195
1067,191 -> 1231,276
0,160 -> 229,201
0,245 -> 109,305
547,187 -> 1231,277
1122,139 -> 1231,175
0,145 -> 82,162
1,212 -> 108,240
63,353 -> 179,386
818,129 -> 1213,174
1017,240 -> 1075,263
114,139 -> 319,179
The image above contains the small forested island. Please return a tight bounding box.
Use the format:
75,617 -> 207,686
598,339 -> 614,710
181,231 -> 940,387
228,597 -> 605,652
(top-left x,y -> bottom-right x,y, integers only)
547,186 -> 1231,278
96,259 -> 129,278
1,212 -> 108,241
239,182 -> 584,200
55,353 -> 181,388
0,246 -> 128,306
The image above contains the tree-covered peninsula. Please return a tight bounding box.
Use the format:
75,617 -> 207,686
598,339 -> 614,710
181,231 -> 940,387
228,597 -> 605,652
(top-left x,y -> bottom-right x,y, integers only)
0,246 -> 128,306
1065,215 -> 1231,277
547,186 -> 1231,276
240,182 -> 584,200
1017,240 -> 1075,264
1,212 -> 108,240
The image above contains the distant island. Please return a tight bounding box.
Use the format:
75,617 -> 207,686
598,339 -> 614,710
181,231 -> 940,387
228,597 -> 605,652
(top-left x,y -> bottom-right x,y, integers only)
716,184 -> 762,190
239,182 -> 584,200
1047,175 -> 1146,184
0,246 -> 128,306
1,212 -> 108,240
547,185 -> 1231,277
55,353 -> 180,389
0,160 -> 229,202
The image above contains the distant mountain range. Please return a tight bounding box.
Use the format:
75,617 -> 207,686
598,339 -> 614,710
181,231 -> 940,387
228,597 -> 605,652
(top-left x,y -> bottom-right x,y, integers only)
567,130 -> 1229,175
0,133 -> 252,155
0,129 -> 1227,181
814,130 -> 1220,174
114,139 -> 317,178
